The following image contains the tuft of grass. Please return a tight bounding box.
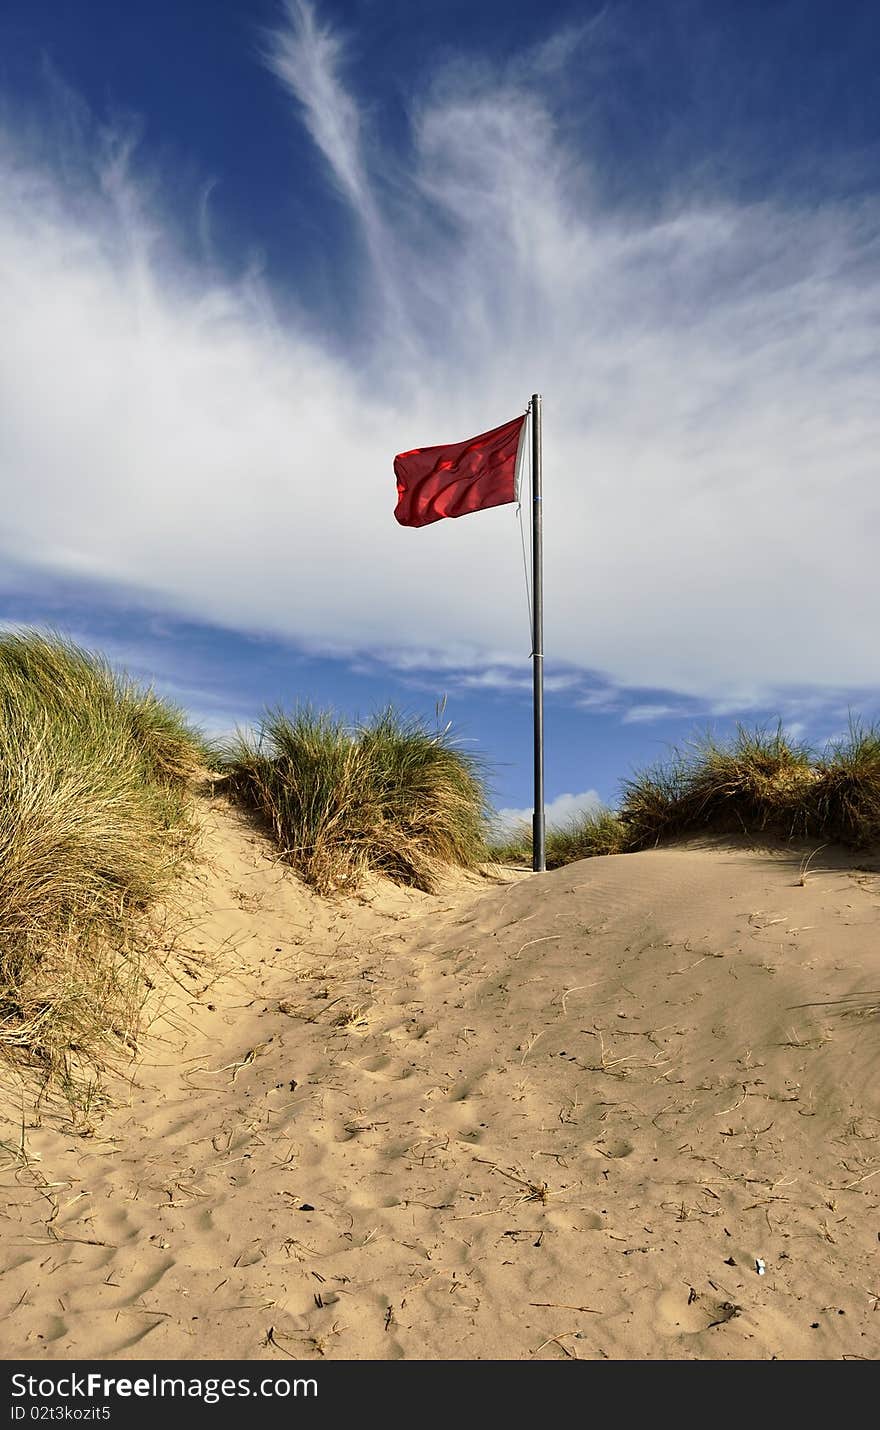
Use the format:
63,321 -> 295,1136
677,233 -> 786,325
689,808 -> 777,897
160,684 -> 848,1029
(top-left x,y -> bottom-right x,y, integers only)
619,720 -> 880,850
491,719 -> 880,871
487,821 -> 533,867
216,706 -> 490,895
619,723 -> 817,846
546,809 -> 627,866
810,721 -> 880,847
0,631 -> 207,1087
488,809 -> 626,868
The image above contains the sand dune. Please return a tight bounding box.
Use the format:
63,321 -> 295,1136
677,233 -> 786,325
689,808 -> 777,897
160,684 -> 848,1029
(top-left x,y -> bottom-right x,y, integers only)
2,799 -> 879,1361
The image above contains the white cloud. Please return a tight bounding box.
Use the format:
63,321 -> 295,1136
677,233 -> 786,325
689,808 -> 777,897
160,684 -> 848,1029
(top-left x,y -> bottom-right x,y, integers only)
451,668 -> 582,693
265,2 -> 367,213
622,703 -> 689,724
2,5 -> 880,708
492,788 -> 604,838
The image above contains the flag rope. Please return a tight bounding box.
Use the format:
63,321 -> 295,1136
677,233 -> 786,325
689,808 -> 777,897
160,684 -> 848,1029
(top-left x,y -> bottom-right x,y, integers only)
516,407 -> 534,644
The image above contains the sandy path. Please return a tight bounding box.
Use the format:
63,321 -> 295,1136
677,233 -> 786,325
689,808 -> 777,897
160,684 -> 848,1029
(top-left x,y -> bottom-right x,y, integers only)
2,803 -> 879,1360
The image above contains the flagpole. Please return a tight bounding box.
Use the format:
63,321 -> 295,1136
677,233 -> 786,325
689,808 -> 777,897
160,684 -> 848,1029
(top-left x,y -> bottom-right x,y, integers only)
530,393 -> 545,873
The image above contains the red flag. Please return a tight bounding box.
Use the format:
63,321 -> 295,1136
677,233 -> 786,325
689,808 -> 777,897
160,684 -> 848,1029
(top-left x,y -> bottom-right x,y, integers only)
394,413 -> 526,528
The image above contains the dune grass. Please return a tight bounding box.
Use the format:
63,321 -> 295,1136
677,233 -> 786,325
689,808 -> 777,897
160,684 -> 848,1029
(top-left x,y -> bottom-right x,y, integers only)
489,808 -> 626,868
810,724 -> 880,846
619,722 -> 880,848
0,632 -> 207,1091
6,627 -> 877,1098
489,722 -> 880,868
547,808 -> 628,864
618,723 -> 818,846
217,706 -> 489,895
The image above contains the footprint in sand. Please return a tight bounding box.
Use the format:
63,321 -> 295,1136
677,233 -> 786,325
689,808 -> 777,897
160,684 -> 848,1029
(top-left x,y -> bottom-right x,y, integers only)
655,1286 -> 740,1335
446,1067 -> 489,1102
355,1053 -> 416,1080
596,1137 -> 634,1159
120,1257 -> 175,1303
388,1019 -> 433,1043
546,1207 -> 604,1232
356,1053 -> 394,1076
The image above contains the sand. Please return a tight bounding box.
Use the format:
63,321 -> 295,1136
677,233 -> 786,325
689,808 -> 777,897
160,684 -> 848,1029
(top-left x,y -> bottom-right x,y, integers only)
1,798 -> 879,1361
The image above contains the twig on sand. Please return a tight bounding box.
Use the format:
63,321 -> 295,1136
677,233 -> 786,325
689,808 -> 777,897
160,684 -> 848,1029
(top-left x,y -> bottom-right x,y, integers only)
553,984 -> 596,1015
531,1329 -> 579,1359
840,1166 -> 880,1190
24,1233 -> 116,1248
668,951 -> 723,975
264,1327 -> 300,1359
520,1031 -> 544,1065
798,846 -> 829,885
516,936 -> 561,959
475,1160 -> 552,1205
715,1085 -> 748,1115
580,1028 -> 668,1077
197,1042 -> 272,1080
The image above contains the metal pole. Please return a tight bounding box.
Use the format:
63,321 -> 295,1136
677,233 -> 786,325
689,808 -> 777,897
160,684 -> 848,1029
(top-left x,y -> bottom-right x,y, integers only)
531,393 -> 545,873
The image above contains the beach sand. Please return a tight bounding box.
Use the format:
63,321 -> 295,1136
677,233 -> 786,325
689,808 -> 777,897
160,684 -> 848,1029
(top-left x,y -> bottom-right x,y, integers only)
2,798 -> 878,1361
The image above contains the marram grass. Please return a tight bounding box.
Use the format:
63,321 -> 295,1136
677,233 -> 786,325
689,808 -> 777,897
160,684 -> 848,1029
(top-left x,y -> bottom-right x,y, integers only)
488,809 -> 627,868
618,723 -> 817,846
0,632 -> 207,1090
6,634 -> 879,1101
217,706 -> 490,895
618,722 -> 880,848
489,722 -> 880,868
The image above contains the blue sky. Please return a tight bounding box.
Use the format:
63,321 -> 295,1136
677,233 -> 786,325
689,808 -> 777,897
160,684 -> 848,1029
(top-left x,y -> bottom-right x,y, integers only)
2,0 -> 879,827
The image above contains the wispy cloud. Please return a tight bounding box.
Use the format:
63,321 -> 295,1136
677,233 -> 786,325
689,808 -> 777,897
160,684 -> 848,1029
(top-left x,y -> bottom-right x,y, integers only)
440,667 -> 582,694
263,0 -> 404,331
622,702 -> 690,724
492,788 -> 604,838
2,4 -> 880,709
265,2 -> 367,213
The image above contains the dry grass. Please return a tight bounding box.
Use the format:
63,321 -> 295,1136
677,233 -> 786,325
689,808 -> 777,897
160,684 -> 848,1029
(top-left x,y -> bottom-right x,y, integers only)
620,721 -> 880,849
490,721 -> 880,869
216,706 -> 489,895
490,807 -> 627,867
811,725 -> 880,846
546,809 -> 627,865
619,723 -> 817,846
0,632 -> 207,1087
